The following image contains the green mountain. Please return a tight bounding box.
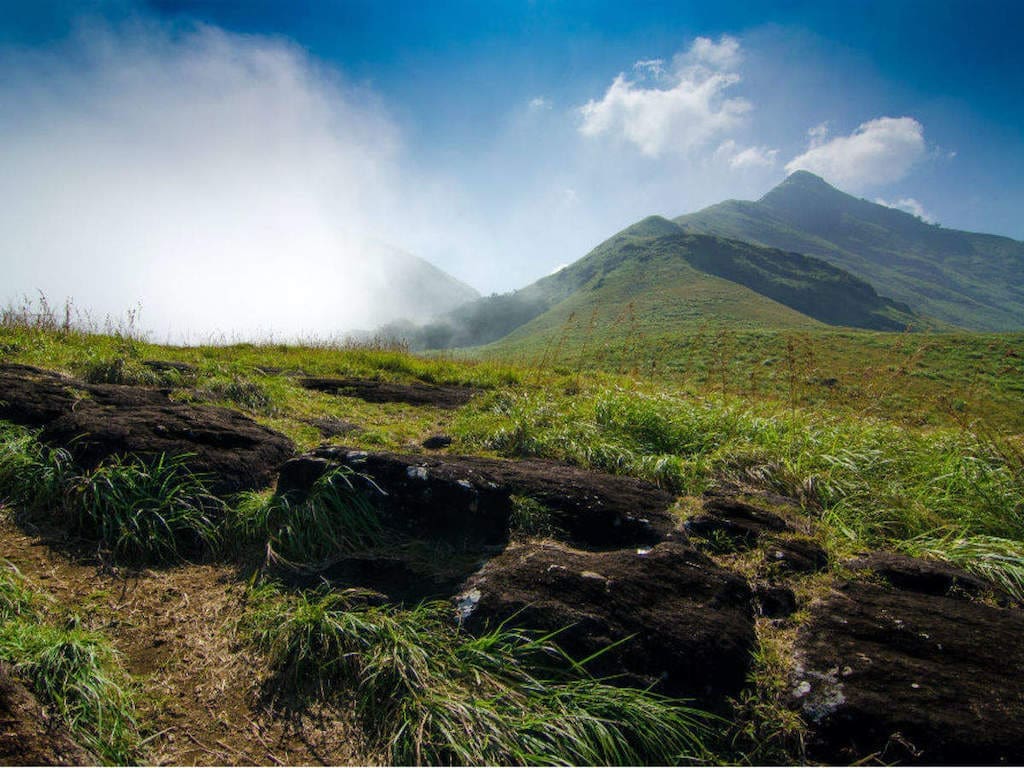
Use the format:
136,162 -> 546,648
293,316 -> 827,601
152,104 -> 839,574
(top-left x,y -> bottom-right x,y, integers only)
676,171 -> 1024,331
391,215 -> 921,350
368,243 -> 480,324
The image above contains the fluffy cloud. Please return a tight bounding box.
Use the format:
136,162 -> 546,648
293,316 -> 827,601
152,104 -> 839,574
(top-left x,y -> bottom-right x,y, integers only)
785,117 -> 926,191
875,196 -> 937,224
715,140 -> 778,169
578,36 -> 750,157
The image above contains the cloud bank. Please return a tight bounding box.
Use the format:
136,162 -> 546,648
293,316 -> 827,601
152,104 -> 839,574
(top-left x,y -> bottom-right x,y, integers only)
0,21 -> 457,341
875,196 -> 937,223
785,117 -> 926,191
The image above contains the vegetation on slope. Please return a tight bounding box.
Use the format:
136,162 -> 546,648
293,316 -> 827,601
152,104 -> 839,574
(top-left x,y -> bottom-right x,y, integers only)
677,170 -> 1024,331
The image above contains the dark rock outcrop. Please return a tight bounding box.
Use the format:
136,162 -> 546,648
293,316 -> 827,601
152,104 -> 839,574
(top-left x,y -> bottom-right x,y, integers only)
792,559 -> 1024,764
0,363 -> 293,495
456,540 -> 756,704
685,496 -> 793,548
0,663 -> 95,766
848,551 -> 994,598
297,377 -> 481,409
277,448 -> 680,550
764,537 -> 829,574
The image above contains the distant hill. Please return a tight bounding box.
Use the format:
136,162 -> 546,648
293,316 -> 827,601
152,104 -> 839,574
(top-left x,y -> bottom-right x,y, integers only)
364,244 -> 479,325
390,216 -> 921,350
676,171 -> 1024,331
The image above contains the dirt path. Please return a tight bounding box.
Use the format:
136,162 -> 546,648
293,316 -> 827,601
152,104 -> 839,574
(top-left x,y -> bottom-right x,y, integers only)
0,518 -> 368,766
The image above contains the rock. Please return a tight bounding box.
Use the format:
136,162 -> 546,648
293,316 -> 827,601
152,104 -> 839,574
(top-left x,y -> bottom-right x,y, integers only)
0,363 -> 293,496
792,573 -> 1024,764
457,540 -> 756,704
0,662 -> 96,765
297,377 -> 481,409
278,448 -> 680,550
685,496 -> 793,548
848,551 -> 994,598
764,537 -> 829,574
141,360 -> 196,375
421,434 -> 453,450
303,417 -> 362,438
753,583 -> 798,618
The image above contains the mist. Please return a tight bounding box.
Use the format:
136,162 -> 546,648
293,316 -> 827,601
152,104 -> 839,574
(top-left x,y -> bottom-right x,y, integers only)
0,20 -> 463,342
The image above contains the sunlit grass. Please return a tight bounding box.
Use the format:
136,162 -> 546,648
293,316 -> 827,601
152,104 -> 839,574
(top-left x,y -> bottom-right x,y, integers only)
240,583 -> 718,765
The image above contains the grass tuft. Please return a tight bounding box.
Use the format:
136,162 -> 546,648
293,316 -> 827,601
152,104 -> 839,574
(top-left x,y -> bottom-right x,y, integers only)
0,565 -> 138,764
240,583 -> 717,765
69,453 -> 223,563
230,467 -> 382,568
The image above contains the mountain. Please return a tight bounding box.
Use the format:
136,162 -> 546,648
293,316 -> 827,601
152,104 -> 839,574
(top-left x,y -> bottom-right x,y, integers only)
676,171 -> 1024,331
391,216 -> 921,350
364,243 -> 480,324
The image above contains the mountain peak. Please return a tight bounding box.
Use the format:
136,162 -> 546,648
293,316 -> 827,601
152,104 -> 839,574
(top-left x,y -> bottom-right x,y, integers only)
760,170 -> 842,204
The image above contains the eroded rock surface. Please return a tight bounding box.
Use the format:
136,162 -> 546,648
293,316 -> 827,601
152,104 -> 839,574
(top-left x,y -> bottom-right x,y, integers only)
457,540 -> 756,704
278,447 -> 679,549
792,558 -> 1024,764
297,377 -> 481,409
0,662 -> 95,766
0,363 -> 293,495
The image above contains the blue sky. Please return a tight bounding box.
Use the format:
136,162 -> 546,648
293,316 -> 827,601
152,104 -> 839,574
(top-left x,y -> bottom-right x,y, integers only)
1,1 -> 1022,337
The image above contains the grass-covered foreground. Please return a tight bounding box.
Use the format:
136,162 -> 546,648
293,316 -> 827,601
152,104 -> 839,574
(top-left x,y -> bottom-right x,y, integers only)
0,312 -> 1022,764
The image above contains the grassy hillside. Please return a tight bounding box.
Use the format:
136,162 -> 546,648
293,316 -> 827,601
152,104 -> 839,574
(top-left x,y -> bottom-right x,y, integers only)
1,313 -> 1023,765
396,215 -> 921,350
676,171 -> 1024,331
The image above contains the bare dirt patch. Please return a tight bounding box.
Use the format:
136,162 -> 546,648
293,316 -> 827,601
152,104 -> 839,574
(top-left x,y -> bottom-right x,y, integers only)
0,518 -> 368,766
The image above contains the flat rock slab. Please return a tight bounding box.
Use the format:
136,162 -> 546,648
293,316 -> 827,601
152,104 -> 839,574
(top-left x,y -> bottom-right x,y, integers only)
277,448 -> 680,550
297,376 -> 481,409
0,363 -> 293,496
0,662 -> 95,765
792,565 -> 1024,764
457,540 -> 755,704
848,550 -> 997,599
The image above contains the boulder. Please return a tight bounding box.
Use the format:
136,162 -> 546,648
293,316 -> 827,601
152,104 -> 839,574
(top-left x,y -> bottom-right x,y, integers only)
0,662 -> 96,765
792,566 -> 1024,764
297,377 -> 481,409
763,537 -> 829,574
457,540 -> 756,704
848,551 -> 995,598
277,448 -> 680,550
0,363 -> 293,495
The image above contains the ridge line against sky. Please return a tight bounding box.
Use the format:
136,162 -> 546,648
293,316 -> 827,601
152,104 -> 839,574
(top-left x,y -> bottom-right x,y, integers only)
1,0 -> 1021,338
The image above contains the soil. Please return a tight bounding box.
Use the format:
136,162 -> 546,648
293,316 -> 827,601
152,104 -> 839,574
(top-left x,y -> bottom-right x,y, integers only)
296,377 -> 481,409
0,518 -> 368,766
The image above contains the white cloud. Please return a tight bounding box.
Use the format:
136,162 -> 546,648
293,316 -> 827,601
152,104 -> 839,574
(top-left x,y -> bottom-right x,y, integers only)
632,59 -> 666,80
807,121 -> 829,147
785,116 -> 926,191
528,96 -> 551,111
0,21 -> 475,341
685,35 -> 742,69
578,36 -> 750,157
716,139 -> 778,169
875,196 -> 937,224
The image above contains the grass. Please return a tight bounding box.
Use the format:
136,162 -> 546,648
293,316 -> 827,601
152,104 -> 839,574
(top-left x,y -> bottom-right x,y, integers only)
0,561 -> 139,764
70,453 -> 223,563
230,467 -> 383,569
240,582 -> 718,765
0,423 -> 223,563
454,387 -> 1024,571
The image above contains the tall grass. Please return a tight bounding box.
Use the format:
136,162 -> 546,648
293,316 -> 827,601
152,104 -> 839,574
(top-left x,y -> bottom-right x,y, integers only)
230,467 -> 382,569
0,423 -> 223,563
70,454 -> 223,563
241,583 -> 717,765
454,388 -> 1024,557
0,563 -> 138,764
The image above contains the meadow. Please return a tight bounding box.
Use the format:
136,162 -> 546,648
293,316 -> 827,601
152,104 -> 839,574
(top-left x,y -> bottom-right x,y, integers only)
0,300 -> 1022,764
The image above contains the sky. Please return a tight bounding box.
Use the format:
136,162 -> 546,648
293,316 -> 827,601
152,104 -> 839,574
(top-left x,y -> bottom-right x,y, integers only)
1,1 -> 1022,339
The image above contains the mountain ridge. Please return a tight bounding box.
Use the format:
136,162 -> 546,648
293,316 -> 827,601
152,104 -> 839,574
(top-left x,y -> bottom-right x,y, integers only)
676,171 -> 1024,330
